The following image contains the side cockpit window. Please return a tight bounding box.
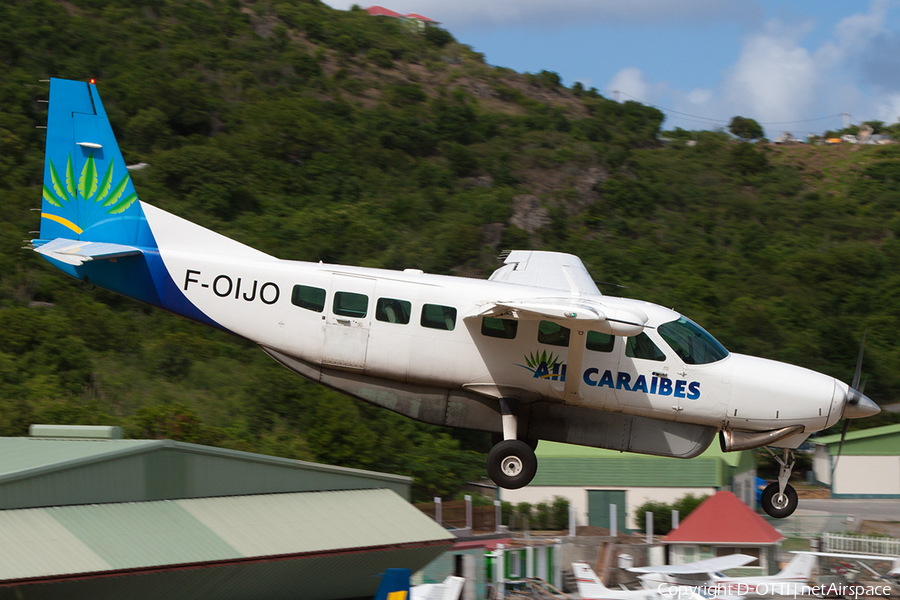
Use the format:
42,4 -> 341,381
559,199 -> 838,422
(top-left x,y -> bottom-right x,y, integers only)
626,332 -> 666,362
586,331 -> 615,353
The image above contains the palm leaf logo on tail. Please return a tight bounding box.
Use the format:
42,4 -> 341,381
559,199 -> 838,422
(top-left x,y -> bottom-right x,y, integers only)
43,151 -> 137,235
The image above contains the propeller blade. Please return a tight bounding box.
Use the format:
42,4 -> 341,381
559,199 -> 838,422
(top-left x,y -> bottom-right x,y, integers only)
851,329 -> 866,392
830,418 -> 852,487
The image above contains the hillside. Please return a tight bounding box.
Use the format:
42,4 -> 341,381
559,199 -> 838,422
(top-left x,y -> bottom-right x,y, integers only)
1,0 -> 899,499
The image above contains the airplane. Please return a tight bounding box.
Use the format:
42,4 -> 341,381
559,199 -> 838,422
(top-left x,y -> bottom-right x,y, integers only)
28,78 -> 881,517
630,552 -> 816,595
572,562 -> 736,600
800,551 -> 900,586
374,568 -> 411,600
373,569 -> 464,600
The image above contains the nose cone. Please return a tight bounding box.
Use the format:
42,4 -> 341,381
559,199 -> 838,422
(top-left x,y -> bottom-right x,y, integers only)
842,388 -> 881,419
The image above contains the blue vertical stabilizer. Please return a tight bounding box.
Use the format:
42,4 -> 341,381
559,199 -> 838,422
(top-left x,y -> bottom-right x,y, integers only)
40,78 -> 155,248
35,79 -> 220,328
373,568 -> 411,600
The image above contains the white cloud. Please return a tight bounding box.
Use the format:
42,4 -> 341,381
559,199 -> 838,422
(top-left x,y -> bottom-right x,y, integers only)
874,95 -> 900,124
650,1 -> 900,135
722,20 -> 819,124
686,89 -> 713,105
322,0 -> 761,29
607,68 -> 651,102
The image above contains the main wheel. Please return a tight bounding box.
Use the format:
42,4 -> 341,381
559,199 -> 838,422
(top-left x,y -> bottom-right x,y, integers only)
760,482 -> 798,518
487,440 -> 538,489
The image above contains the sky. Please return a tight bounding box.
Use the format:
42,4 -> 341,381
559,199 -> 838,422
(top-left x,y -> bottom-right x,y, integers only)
321,0 -> 900,138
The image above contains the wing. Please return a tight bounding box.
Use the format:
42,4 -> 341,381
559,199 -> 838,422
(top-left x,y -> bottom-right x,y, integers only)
33,238 -> 143,266
488,250 -> 601,296
466,297 -> 649,337
629,554 -> 756,574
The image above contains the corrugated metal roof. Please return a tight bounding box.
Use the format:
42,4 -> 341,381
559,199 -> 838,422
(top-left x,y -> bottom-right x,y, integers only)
0,438 -> 157,477
0,437 -> 413,508
812,423 -> 900,452
531,455 -> 722,487
0,488 -> 454,583
0,437 -> 409,486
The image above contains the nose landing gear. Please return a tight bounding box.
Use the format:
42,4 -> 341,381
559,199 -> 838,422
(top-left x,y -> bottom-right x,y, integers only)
760,448 -> 798,518
486,398 -> 538,490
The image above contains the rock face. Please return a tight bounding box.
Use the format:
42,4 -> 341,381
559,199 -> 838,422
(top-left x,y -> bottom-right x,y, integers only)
510,195 -> 550,233
481,223 -> 505,248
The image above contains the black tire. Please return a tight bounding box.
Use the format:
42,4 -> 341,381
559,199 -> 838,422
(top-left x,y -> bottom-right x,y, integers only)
487,440 -> 538,490
760,482 -> 798,518
491,432 -> 538,451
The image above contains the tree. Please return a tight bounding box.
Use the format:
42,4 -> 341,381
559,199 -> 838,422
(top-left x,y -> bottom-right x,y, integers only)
729,116 -> 764,141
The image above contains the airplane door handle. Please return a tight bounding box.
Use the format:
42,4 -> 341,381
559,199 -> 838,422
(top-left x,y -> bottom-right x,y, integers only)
652,371 -> 668,378
335,318 -> 352,324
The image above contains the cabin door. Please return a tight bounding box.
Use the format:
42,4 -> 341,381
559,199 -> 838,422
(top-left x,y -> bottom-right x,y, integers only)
322,274 -> 376,370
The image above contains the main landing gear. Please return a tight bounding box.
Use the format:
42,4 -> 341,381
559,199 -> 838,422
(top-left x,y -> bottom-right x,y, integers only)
760,448 -> 798,518
486,399 -> 538,489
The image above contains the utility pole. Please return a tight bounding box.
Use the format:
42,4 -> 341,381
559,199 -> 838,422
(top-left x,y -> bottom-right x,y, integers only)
613,90 -> 620,102
843,112 -> 850,129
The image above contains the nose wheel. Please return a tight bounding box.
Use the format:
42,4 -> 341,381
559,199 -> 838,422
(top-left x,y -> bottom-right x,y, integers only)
760,448 -> 798,518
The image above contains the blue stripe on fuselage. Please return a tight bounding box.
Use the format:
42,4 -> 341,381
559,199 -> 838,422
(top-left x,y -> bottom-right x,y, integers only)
38,251 -> 222,330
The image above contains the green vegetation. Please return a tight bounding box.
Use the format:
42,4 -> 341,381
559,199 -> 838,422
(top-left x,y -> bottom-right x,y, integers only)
635,493 -> 709,535
729,116 -> 764,141
1,0 -> 899,501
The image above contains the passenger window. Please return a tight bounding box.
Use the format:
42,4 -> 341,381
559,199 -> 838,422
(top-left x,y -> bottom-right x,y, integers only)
626,333 -> 666,362
421,304 -> 457,331
291,285 -> 326,312
333,291 -> 368,318
586,331 -> 615,352
538,320 -> 570,347
376,298 -> 411,324
482,317 -> 517,339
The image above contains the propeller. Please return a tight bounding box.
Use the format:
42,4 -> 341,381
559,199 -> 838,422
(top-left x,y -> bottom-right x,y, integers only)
831,330 -> 875,485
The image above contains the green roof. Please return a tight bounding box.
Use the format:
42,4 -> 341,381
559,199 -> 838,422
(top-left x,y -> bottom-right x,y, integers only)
531,441 -> 754,487
0,489 -> 454,585
0,437 -> 413,508
811,423 -> 900,455
0,437 -> 156,477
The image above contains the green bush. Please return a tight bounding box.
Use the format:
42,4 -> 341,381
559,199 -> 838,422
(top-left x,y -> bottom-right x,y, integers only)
367,47 -> 392,68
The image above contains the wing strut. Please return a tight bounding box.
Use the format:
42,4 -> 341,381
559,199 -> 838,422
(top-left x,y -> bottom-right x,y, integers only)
563,328 -> 586,403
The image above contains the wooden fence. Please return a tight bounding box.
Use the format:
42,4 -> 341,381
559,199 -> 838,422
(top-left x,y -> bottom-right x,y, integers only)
414,500 -> 498,531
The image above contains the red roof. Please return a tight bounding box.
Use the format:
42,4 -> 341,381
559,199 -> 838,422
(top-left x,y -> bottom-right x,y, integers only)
405,12 -> 437,22
365,5 -> 403,17
663,492 -> 784,545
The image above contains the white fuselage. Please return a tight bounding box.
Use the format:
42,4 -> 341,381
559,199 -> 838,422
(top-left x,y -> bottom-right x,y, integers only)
144,203 -> 846,443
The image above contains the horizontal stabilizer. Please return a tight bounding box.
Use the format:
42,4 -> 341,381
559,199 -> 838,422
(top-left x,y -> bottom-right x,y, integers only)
33,238 -> 143,266
630,553 -> 756,574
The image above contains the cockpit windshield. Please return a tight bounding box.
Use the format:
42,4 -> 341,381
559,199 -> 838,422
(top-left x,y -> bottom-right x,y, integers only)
657,317 -> 729,365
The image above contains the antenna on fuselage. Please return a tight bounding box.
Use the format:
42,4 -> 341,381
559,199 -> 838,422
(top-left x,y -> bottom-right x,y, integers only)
594,280 -> 630,290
